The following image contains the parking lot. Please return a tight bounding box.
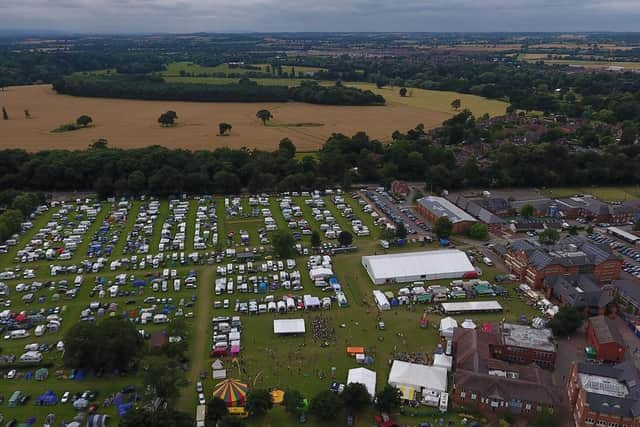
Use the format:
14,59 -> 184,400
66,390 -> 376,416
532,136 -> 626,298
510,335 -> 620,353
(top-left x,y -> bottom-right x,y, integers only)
588,232 -> 640,279
357,188 -> 431,239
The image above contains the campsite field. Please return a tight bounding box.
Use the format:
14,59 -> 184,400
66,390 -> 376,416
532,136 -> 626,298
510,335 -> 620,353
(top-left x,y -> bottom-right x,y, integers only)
0,192 -> 539,426
0,84 -> 451,152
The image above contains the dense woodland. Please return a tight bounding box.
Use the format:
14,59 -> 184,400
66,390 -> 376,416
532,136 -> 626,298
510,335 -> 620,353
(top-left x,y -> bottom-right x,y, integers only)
0,125 -> 638,199
52,76 -> 385,105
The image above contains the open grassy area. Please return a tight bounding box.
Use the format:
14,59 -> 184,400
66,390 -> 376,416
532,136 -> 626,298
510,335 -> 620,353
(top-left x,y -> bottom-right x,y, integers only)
540,186 -> 640,202
347,83 -> 510,117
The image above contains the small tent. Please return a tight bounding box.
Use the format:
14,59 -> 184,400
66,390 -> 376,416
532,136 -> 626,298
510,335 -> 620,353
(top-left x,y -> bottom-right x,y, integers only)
433,354 -> 453,371
460,319 -> 477,329
439,317 -> 458,338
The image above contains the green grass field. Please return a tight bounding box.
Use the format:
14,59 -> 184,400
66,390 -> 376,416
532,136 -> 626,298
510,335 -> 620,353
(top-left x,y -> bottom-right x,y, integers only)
540,186 -> 640,202
162,61 -> 326,77
0,193 -> 535,426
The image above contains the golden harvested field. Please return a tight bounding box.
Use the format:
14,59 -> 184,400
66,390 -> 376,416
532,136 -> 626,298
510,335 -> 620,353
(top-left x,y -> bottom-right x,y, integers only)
0,85 -> 452,152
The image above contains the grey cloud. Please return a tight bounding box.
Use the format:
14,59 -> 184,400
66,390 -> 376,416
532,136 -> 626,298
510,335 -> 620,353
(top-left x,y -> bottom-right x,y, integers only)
0,0 -> 639,32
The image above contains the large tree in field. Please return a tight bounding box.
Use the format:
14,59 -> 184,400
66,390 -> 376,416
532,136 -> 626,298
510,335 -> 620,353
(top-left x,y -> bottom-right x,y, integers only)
272,230 -> 295,259
309,390 -> 342,421
451,98 -> 462,111
142,355 -> 185,405
375,385 -> 401,413
341,382 -> 371,413
399,87 -> 408,97
256,109 -> 273,125
207,397 -> 229,425
63,317 -> 144,371
159,110 -> 178,126
76,115 -> 93,127
245,389 -> 273,417
338,230 -> 353,247
119,408 -> 193,427
219,122 -> 232,135
434,216 -> 453,239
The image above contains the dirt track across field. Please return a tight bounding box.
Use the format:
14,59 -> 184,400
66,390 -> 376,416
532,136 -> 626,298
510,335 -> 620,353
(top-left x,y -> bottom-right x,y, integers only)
0,85 -> 451,152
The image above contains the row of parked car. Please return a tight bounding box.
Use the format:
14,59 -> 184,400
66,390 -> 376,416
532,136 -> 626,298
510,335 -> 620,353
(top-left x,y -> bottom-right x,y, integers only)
588,233 -> 640,278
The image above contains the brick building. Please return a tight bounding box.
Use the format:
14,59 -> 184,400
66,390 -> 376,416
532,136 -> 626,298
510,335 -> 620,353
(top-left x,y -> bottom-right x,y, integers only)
567,361 -> 640,427
452,327 -> 561,416
446,194 -> 506,233
416,196 -> 477,234
555,196 -> 635,224
502,236 -> 622,289
586,316 -> 626,363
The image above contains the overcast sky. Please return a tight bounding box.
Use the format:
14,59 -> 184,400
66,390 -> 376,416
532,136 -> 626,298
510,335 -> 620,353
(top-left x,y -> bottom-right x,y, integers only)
1,0 -> 640,33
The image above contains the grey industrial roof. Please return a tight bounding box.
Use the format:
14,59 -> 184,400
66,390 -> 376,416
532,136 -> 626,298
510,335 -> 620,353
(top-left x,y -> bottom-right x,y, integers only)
500,323 -> 555,352
446,195 -> 504,225
545,274 -> 613,309
418,196 -> 477,224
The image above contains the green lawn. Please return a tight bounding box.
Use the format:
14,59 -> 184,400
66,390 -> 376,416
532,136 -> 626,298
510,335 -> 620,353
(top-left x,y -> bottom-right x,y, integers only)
540,186 -> 640,202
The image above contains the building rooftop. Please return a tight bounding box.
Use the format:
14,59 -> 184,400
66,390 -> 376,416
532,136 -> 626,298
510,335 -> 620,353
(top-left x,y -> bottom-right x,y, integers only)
500,323 -> 555,352
362,250 -> 475,281
589,316 -> 623,345
576,361 -> 640,418
418,196 -> 477,224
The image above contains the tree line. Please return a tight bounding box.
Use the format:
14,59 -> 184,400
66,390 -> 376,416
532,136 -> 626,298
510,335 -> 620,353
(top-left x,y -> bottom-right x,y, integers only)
1,122 -> 639,199
0,190 -> 46,242
52,75 -> 386,106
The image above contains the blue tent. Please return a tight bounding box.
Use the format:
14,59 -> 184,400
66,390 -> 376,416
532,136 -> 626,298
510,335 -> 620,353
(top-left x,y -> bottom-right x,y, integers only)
118,402 -> 133,417
36,390 -> 58,406
74,369 -> 86,381
258,282 -> 267,293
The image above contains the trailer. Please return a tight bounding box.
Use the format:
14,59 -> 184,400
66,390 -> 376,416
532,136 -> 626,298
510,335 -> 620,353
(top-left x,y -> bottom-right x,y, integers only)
196,404 -> 206,427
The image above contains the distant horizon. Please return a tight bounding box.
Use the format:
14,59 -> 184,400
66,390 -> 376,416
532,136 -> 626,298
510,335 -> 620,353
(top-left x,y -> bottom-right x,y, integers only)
1,0 -> 639,34
3,30 -> 640,39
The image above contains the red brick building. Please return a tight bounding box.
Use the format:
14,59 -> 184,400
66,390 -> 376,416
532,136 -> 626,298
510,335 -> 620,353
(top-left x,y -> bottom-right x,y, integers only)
555,196 -> 635,225
503,237 -> 622,289
416,196 -> 477,234
451,328 -> 562,417
586,316 -> 626,363
390,181 -> 409,199
567,362 -> 640,427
